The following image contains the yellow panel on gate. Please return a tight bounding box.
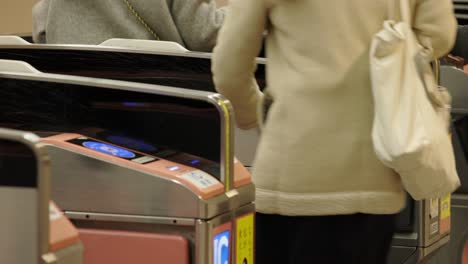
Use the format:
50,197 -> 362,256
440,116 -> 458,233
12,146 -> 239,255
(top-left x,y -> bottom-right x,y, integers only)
440,194 -> 451,220
236,213 -> 254,264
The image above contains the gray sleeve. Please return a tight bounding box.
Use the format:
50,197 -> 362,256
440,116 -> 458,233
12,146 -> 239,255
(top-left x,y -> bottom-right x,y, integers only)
171,0 -> 226,52
32,0 -> 50,43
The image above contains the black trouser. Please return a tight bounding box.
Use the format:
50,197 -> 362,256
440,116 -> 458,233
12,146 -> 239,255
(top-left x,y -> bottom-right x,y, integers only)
255,213 -> 397,264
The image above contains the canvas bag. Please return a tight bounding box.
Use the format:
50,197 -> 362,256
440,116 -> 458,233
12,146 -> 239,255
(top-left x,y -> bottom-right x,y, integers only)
369,0 -> 460,200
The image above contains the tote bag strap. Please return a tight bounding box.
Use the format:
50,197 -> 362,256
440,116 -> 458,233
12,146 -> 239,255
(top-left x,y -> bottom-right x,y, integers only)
399,0 -> 412,25
387,0 -> 397,21
387,0 -> 412,24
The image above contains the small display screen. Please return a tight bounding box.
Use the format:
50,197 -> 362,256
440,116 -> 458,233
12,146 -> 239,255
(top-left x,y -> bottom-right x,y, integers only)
170,153 -> 221,178
68,137 -> 158,164
106,135 -> 158,153
93,131 -> 173,158
0,48 -> 267,91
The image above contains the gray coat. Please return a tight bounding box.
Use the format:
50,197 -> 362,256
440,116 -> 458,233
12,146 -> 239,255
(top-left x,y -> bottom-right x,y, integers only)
33,0 -> 226,51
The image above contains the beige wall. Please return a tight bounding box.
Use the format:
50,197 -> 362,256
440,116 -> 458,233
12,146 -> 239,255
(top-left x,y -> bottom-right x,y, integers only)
0,0 -> 35,35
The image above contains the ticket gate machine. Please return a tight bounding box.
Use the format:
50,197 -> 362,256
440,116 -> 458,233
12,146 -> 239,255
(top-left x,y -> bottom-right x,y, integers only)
386,62 -> 457,264
0,61 -> 255,264
0,39 -> 456,263
427,65 -> 468,264
0,128 -> 83,264
0,36 -> 264,167
387,198 -> 451,263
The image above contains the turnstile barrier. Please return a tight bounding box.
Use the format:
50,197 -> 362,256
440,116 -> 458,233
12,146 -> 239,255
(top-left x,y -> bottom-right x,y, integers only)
0,61 -> 255,264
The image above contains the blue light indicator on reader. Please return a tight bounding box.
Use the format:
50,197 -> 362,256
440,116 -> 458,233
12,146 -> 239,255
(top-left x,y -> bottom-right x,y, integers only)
82,141 -> 136,159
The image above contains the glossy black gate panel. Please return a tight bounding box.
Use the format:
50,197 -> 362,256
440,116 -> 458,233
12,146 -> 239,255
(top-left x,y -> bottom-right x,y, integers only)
0,78 -> 222,178
0,42 -> 266,168
0,48 -> 266,91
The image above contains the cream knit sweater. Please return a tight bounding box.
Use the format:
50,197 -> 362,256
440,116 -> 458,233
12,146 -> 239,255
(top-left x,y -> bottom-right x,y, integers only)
212,0 -> 457,216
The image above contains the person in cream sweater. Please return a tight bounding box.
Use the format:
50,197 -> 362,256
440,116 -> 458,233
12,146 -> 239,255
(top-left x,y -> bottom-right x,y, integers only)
212,0 -> 457,262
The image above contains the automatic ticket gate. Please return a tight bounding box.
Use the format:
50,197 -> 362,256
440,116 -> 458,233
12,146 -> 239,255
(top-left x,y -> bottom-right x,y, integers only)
0,61 -> 255,264
0,128 -> 83,264
386,62 -> 458,264
43,133 -> 254,264
387,198 -> 451,263
427,65 -> 468,264
0,36 -> 265,167
0,38 -> 456,263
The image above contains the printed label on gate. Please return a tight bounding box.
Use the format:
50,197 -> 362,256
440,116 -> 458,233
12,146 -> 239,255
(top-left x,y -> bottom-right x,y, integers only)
430,198 -> 439,219
429,198 -> 440,238
180,170 -> 218,189
430,221 -> 439,235
439,194 -> 451,234
236,213 -> 254,264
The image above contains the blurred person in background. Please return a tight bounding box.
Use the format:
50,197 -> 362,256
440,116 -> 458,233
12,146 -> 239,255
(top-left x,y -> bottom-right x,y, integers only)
33,0 -> 228,51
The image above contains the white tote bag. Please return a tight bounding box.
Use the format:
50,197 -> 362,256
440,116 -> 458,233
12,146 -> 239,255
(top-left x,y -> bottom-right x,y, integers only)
370,0 -> 460,200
